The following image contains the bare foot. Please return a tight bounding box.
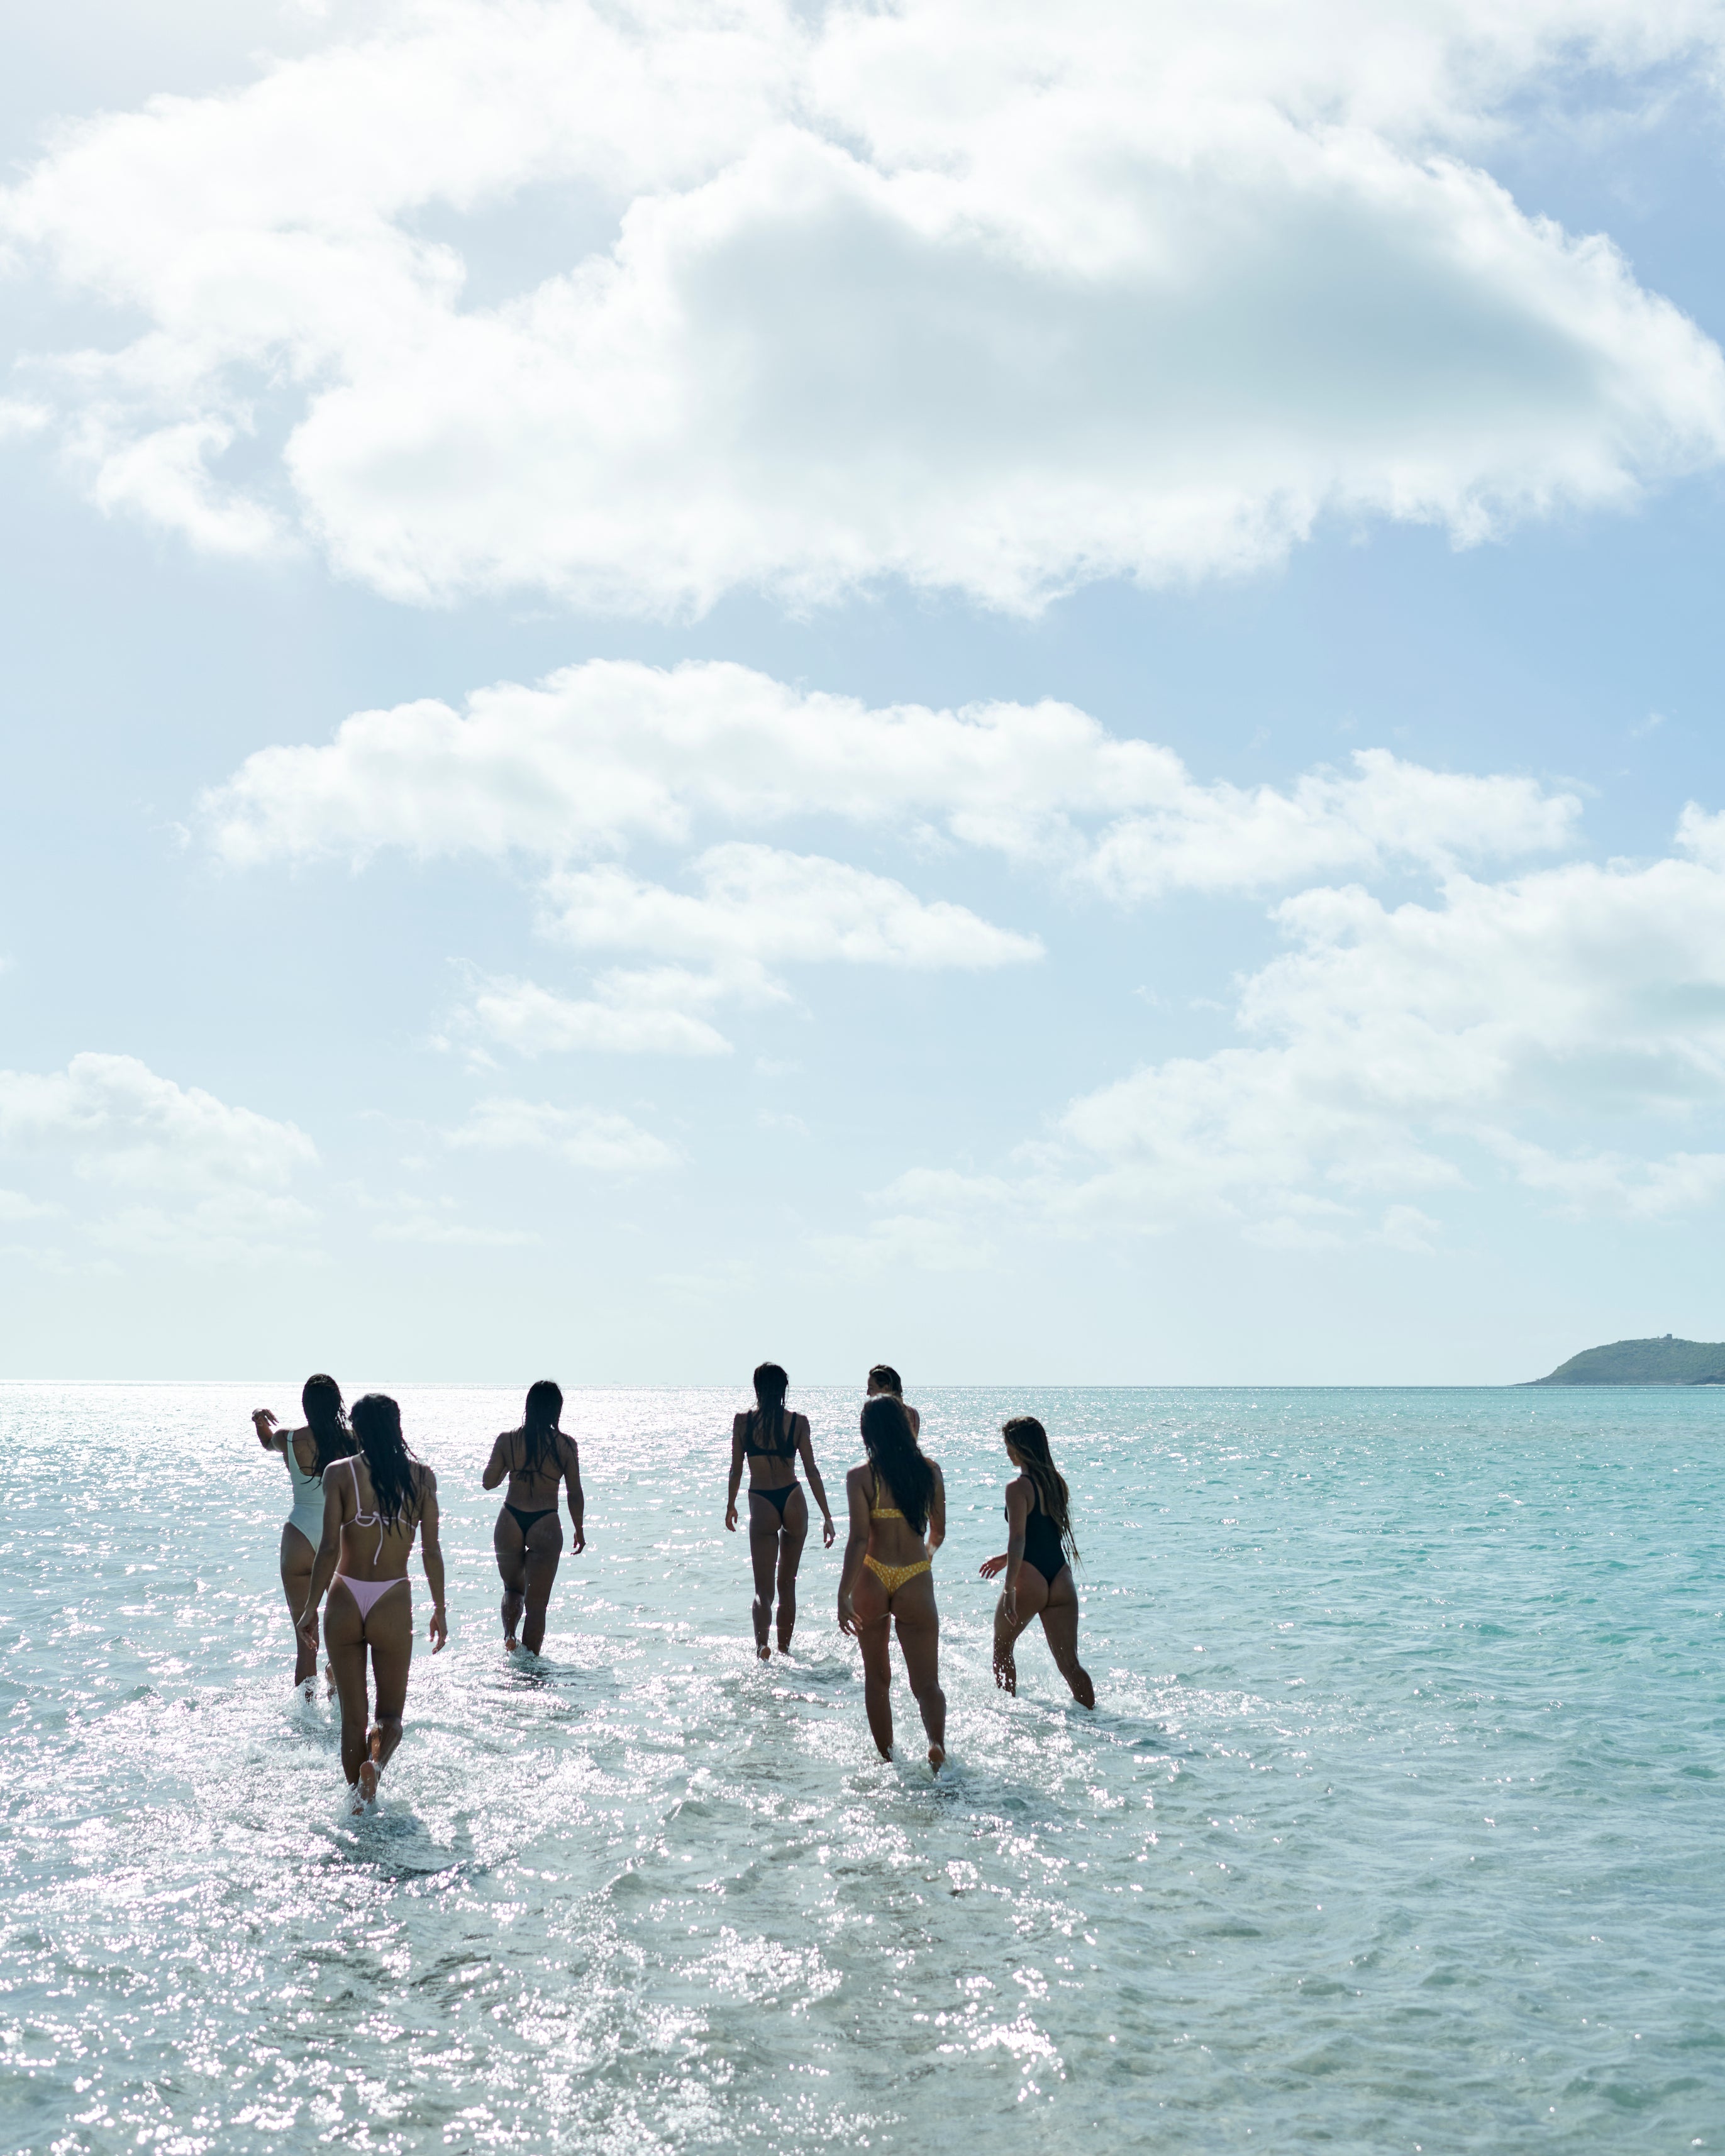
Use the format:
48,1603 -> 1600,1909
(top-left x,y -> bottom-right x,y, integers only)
504,1634 -> 520,1652
928,1745 -> 946,1776
994,1659 -> 1017,1695
355,1755 -> 380,1805
757,1644 -> 772,1661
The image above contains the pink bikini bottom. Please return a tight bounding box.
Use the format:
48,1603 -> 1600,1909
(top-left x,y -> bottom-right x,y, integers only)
335,1573 -> 409,1625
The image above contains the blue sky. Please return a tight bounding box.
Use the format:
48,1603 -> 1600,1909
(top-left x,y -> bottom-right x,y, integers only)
4,1 -> 1725,1382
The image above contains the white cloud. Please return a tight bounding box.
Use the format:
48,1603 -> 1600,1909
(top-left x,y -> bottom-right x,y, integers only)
541,844 -> 1044,971
204,658 -> 1578,892
849,818 -> 1725,1258
0,1051 -> 316,1191
0,1052 -> 319,1259
450,1095 -> 679,1173
1060,842 -> 1725,1220
465,972 -> 733,1058
814,1168 -> 1017,1274
450,840 -> 1040,1058
0,1188 -> 62,1222
1084,748 -> 1578,900
7,2 -> 1725,611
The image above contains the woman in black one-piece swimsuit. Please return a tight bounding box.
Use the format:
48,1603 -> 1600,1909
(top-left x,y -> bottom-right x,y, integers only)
483,1379 -> 585,1654
725,1362 -> 835,1658
980,1414 -> 1095,1706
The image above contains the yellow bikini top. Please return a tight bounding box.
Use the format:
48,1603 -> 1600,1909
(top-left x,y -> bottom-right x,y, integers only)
869,1473 -> 904,1521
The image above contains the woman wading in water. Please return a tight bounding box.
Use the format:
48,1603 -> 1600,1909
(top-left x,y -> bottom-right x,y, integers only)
251,1375 -> 355,1694
299,1393 -> 447,1808
838,1394 -> 947,1772
482,1380 -> 585,1654
979,1415 -> 1094,1707
865,1363 -> 919,1435
725,1363 -> 835,1658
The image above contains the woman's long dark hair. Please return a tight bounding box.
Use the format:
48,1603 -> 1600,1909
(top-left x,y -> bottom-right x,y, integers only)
861,1395 -> 935,1537
349,1393 -> 421,1526
514,1378 -> 564,1476
1003,1415 -> 1078,1564
301,1373 -> 353,1478
752,1361 -> 792,1457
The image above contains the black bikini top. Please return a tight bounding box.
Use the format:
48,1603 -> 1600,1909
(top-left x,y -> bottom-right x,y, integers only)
743,1407 -> 797,1459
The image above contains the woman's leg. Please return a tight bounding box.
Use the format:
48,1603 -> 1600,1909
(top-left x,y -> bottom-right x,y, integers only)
746,1493 -> 782,1658
323,1583 -> 372,1789
851,1568 -> 894,1757
493,1507 -> 527,1648
279,1524 -> 318,1689
1037,1568 -> 1095,1707
362,1586 -> 416,1798
521,1513 -> 565,1655
890,1571 -> 946,1771
992,1562 -> 1051,1696
772,1487 -> 809,1653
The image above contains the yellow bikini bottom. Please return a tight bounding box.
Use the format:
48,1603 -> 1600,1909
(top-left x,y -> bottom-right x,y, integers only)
863,1554 -> 933,1594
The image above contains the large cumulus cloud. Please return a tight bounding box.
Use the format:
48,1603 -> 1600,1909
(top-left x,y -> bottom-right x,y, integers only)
6,0 -> 1725,610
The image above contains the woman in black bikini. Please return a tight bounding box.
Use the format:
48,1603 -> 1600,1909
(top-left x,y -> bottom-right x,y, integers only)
483,1379 -> 585,1654
979,1415 -> 1094,1708
725,1363 -> 835,1659
299,1392 -> 447,1808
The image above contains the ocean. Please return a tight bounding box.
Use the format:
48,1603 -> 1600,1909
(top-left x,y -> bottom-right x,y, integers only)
1,1381 -> 1720,2153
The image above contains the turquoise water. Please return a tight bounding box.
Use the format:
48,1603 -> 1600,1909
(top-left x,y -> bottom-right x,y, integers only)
1,1382 -> 1721,2153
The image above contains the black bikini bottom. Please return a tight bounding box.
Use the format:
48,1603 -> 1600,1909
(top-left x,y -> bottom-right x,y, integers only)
750,1482 -> 800,1517
504,1503 -> 557,1535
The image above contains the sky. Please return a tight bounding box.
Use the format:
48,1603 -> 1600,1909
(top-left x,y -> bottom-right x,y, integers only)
4,1 -> 1725,1384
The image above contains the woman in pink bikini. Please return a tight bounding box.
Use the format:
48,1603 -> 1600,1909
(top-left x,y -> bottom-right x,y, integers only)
298,1392 -> 447,1808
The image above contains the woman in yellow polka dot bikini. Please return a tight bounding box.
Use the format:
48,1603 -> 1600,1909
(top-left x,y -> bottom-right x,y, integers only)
836,1392 -> 947,1774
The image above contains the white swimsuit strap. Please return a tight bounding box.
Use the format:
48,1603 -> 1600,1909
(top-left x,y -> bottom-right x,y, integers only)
348,1456 -> 384,1563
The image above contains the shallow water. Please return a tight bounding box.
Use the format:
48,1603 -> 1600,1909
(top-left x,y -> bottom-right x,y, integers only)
1,1382 -> 1721,2154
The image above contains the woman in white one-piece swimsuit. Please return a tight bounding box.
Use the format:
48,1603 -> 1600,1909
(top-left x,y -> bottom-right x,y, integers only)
251,1374 -> 354,1694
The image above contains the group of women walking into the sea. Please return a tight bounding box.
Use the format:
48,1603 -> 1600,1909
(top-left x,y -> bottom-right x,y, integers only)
253,1363 -> 1091,1806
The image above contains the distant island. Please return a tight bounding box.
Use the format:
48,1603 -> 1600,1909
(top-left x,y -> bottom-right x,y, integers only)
1528,1335 -> 1725,1385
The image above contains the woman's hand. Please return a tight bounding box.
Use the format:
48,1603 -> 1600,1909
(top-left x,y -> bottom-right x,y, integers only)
822,1513 -> 836,1549
295,1604 -> 318,1644
978,1552 -> 1007,1579
1001,1586 -> 1019,1626
570,1523 -> 586,1554
838,1591 -> 858,1637
253,1408 -> 279,1446
429,1605 -> 448,1653
724,1501 -> 738,1532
